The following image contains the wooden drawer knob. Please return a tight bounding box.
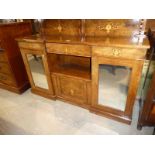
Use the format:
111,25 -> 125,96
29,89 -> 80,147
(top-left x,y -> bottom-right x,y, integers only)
70,89 -> 74,95
112,48 -> 121,57
65,48 -> 68,54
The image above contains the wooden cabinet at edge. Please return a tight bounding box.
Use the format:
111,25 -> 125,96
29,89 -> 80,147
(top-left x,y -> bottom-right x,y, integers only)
0,22 -> 32,93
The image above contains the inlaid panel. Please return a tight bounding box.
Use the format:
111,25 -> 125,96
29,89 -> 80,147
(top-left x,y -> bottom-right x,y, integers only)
18,42 -> 44,51
46,43 -> 91,57
92,46 -> 146,60
52,73 -> 89,105
85,19 -> 145,37
43,19 -> 82,36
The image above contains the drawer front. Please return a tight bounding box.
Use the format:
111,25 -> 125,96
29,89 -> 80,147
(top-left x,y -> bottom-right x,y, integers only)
46,43 -> 91,57
0,52 -> 7,62
18,42 -> 44,51
92,46 -> 146,60
0,73 -> 16,86
0,62 -> 12,75
53,74 -> 88,104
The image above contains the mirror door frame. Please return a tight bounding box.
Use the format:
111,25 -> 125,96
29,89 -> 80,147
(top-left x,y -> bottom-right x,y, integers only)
20,48 -> 55,99
91,56 -> 144,124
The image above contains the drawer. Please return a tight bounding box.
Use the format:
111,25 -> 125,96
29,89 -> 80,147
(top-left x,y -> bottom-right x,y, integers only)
0,52 -> 7,62
52,74 -> 89,105
18,42 -> 44,51
0,72 -> 16,86
92,46 -> 146,60
0,62 -> 12,75
46,43 -> 91,57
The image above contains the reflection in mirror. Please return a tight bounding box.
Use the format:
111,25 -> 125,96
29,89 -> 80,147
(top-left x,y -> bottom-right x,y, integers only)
27,54 -> 49,89
98,64 -> 131,111
143,60 -> 155,100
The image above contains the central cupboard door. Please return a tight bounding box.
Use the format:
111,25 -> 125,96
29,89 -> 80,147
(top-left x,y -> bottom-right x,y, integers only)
52,74 -> 91,106
91,56 -> 144,124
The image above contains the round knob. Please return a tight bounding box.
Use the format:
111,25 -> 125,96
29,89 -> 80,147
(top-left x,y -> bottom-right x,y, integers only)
65,48 -> 68,54
70,89 -> 74,95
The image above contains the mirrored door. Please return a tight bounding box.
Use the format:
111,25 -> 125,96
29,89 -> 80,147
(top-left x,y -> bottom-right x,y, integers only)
26,54 -> 49,89
98,64 -> 131,111
92,56 -> 143,123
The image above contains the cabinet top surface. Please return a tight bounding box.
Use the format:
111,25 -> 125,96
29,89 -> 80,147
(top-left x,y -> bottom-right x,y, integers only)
17,34 -> 150,49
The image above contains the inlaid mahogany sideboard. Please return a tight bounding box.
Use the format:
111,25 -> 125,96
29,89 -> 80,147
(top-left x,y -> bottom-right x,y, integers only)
0,22 -> 32,93
17,19 -> 150,124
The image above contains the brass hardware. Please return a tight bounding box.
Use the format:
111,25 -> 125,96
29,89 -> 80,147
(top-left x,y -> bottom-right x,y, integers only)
65,48 -> 68,53
112,48 -> 121,57
70,89 -> 74,95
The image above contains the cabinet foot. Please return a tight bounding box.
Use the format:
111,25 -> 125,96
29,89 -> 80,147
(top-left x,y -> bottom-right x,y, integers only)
137,124 -> 142,130
153,128 -> 155,135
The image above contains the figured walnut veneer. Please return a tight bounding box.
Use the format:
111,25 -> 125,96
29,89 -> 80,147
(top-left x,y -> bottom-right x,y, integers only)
17,19 -> 150,124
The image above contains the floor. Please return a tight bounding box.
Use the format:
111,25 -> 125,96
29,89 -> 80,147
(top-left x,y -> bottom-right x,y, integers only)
0,88 -> 154,135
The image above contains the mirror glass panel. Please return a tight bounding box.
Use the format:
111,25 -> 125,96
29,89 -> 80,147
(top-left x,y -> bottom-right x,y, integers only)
98,64 -> 131,111
143,60 -> 155,100
27,54 -> 49,89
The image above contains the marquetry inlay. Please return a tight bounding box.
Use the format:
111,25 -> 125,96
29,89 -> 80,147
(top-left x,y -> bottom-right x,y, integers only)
112,48 -> 121,57
97,22 -> 125,33
57,24 -> 62,33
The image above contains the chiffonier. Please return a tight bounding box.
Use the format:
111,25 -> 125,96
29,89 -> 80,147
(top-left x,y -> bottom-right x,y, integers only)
17,19 -> 150,124
0,22 -> 32,93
